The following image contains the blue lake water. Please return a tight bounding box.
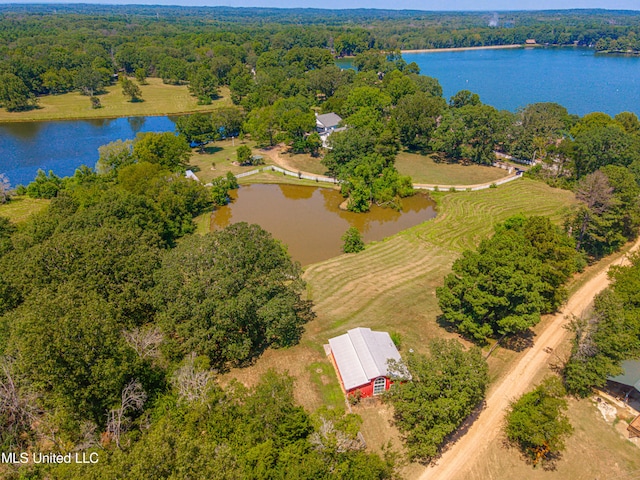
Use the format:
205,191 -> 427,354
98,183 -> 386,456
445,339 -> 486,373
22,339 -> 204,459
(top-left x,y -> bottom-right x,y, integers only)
341,47 -> 640,117
0,116 -> 176,187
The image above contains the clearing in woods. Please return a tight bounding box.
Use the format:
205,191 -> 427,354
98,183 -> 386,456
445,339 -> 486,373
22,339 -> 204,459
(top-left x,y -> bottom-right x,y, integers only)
0,197 -> 50,223
0,78 -> 232,122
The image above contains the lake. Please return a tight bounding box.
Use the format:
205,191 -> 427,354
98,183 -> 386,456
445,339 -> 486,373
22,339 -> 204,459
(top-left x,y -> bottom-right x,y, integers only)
0,116 -> 176,187
340,47 -> 640,116
210,183 -> 436,265
2,48 -> 639,187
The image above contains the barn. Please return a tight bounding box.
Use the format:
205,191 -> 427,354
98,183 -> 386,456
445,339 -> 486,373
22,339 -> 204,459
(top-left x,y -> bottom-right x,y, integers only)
327,327 -> 408,398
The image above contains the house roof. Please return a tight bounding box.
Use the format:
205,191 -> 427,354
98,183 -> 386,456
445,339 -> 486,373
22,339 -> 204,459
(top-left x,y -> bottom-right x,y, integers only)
329,327 -> 405,390
609,360 -> 640,391
316,112 -> 342,129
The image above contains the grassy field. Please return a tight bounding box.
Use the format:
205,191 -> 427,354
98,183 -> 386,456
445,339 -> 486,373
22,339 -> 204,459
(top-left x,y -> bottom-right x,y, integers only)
0,197 -> 49,223
0,78 -> 231,122
396,150 -> 510,185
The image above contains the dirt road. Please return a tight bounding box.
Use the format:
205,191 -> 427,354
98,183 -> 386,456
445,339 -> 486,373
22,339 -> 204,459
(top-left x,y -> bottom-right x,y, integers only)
419,237 -> 640,480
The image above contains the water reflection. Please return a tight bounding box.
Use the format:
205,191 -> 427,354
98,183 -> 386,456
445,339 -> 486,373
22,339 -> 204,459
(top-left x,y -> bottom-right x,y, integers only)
0,121 -> 46,140
279,183 -> 314,200
127,116 -> 146,134
211,184 -> 436,265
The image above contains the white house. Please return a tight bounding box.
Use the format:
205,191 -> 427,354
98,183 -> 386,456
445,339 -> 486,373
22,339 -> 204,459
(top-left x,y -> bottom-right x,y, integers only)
315,112 -> 346,148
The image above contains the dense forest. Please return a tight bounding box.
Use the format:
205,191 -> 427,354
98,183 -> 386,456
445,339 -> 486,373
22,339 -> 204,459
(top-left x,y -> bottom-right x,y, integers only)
2,6 -> 640,110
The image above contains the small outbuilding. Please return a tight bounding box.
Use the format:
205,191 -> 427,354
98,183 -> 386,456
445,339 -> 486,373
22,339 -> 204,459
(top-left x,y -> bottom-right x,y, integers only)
326,327 -> 407,398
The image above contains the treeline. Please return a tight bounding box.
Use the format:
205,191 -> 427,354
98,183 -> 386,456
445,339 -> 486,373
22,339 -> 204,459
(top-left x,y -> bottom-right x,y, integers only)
2,6 -> 640,111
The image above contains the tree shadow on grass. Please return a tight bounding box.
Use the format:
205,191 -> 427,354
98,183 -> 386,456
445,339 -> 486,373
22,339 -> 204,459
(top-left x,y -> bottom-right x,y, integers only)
502,436 -> 562,471
202,145 -> 222,155
435,314 -> 460,334
501,329 -> 536,352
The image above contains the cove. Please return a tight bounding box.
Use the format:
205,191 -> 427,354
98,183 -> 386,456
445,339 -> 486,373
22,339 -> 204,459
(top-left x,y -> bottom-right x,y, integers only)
0,115 -> 176,187
210,183 -> 436,266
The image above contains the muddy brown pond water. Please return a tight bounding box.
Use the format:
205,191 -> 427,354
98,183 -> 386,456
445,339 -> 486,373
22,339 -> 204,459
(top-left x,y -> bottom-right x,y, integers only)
210,183 -> 437,266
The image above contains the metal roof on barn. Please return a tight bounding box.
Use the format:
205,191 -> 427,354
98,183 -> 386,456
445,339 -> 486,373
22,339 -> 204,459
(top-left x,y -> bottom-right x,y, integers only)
328,327 -> 404,391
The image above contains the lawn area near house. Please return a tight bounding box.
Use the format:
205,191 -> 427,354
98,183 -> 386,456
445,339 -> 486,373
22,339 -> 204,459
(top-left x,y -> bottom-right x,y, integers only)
0,197 -> 50,223
396,150 -> 510,185
186,138 -> 261,184
0,78 -> 231,122
276,151 -> 327,176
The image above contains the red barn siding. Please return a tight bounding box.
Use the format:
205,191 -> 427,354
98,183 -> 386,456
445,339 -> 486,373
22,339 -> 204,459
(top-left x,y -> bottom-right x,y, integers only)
346,377 -> 392,399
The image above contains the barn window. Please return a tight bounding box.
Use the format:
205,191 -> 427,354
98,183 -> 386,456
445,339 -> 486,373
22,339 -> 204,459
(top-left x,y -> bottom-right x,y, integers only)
373,377 -> 386,395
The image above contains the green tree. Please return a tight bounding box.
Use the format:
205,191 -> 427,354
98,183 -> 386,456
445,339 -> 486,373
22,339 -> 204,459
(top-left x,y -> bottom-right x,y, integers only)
189,67 -> 219,105
7,286 -> 149,423
449,89 -> 480,108
387,339 -> 488,463
566,167 -> 640,258
121,77 -> 142,102
245,105 -> 278,146
96,139 -> 135,175
175,113 -> 216,152
564,253 -> 640,396
393,92 -> 446,151
133,132 -> 190,171
152,223 -> 315,369
236,145 -> 252,165
74,66 -> 105,96
211,107 -> 245,139
437,216 -> 581,341
134,68 -> 148,85
505,377 -> 573,468
0,73 -> 36,112
571,125 -> 640,178
25,169 -> 63,199
341,227 -> 365,253
431,104 -> 507,165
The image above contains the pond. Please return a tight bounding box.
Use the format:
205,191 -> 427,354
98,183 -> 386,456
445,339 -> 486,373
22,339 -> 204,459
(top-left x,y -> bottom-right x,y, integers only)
210,183 -> 437,266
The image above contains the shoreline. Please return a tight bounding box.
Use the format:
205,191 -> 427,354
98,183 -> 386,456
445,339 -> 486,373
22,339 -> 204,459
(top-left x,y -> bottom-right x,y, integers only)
0,108 -> 217,124
401,44 -> 524,54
